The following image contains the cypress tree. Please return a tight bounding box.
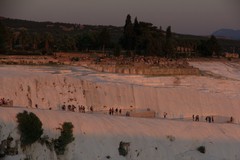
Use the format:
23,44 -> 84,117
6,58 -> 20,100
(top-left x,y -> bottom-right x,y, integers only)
208,35 -> 221,57
122,14 -> 134,52
98,28 -> 110,52
165,26 -> 174,58
133,17 -> 140,51
133,17 -> 140,36
0,22 -> 6,53
166,26 -> 172,40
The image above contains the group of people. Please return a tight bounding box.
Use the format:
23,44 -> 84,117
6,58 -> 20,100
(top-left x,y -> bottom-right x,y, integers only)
78,105 -> 86,113
192,115 -> 200,121
163,112 -> 214,123
109,107 -> 122,115
0,98 -> 11,106
61,104 -> 80,112
192,115 -> 234,124
33,102 -> 236,124
60,104 -> 125,116
192,115 -> 233,123
205,116 -> 214,123
61,104 -> 94,113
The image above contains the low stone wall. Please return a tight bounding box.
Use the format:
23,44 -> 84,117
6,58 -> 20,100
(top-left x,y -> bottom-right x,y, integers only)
88,64 -> 200,75
129,111 -> 156,118
0,55 -> 60,65
0,54 -> 200,75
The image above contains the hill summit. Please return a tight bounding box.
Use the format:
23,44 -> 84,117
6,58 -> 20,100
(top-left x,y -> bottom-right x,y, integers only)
213,28 -> 240,40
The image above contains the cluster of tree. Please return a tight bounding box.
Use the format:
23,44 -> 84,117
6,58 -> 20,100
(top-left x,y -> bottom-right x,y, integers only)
198,35 -> 222,57
0,22 -> 7,53
54,122 -> 75,155
76,28 -> 111,52
120,14 -> 223,58
0,16 -> 238,57
16,111 -> 74,155
0,19 -> 115,55
0,27 -> 111,54
0,23 -> 56,54
120,14 -> 168,56
16,111 -> 43,147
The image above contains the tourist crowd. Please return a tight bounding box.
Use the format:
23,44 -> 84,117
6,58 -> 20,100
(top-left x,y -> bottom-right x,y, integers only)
0,98 -> 12,106
61,104 -> 94,113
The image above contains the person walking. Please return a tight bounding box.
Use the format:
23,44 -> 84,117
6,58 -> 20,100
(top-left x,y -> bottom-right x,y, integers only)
211,116 -> 214,123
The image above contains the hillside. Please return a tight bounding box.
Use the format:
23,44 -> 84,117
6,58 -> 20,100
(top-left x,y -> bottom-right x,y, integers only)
0,62 -> 240,120
0,61 -> 240,159
0,61 -> 240,119
0,17 -> 123,45
1,106 -> 240,160
213,29 -> 240,40
0,17 -> 122,36
1,17 -> 240,55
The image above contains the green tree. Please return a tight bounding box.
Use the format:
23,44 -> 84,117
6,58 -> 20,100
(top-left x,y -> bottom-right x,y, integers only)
0,22 -> 7,53
208,35 -> 221,57
157,26 -> 165,56
131,21 -> 164,56
32,32 -> 40,50
164,26 -> 174,58
166,26 -> 172,39
60,35 -> 76,52
121,14 -> 134,51
20,30 -> 32,50
198,35 -> 221,57
44,32 -> 54,52
76,32 -> 96,51
133,17 -> 140,36
54,122 -> 75,155
133,17 -> 140,51
113,43 -> 121,56
98,28 -> 110,52
198,40 -> 209,57
5,29 -> 14,51
16,111 -> 43,147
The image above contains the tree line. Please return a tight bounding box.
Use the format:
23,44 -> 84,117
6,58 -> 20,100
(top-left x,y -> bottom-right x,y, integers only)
0,15 -> 229,58
0,21 -> 112,55
120,14 -> 221,58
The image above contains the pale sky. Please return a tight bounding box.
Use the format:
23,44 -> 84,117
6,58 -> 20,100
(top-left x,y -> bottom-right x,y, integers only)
0,0 -> 239,35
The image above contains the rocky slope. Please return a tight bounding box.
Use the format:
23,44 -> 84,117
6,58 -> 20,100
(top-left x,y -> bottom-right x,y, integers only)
0,61 -> 240,159
0,63 -> 240,121
1,107 -> 240,160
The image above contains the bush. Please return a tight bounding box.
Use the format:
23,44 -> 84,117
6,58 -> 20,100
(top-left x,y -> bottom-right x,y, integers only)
39,135 -> 53,151
16,111 -> 43,147
71,57 -> 80,62
54,122 -> 74,155
166,135 -> 175,142
197,146 -> 206,154
118,141 -> 129,157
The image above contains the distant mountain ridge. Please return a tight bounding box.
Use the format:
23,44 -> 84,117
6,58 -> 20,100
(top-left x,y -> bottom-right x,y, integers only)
213,29 -> 240,40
